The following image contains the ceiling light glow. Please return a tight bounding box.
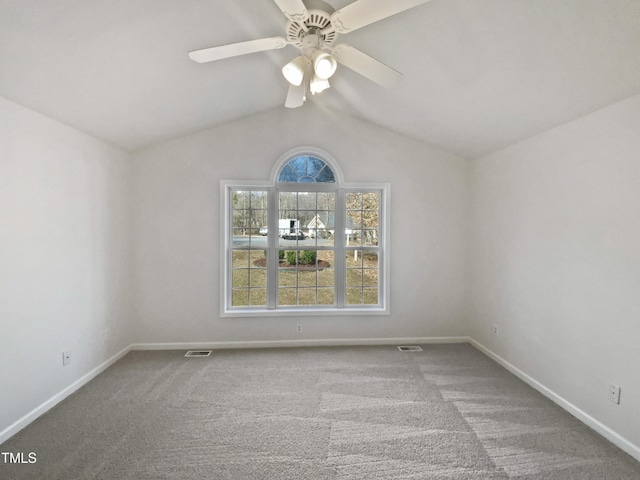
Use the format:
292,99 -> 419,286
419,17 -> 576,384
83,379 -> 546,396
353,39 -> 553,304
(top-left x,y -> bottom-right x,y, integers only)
310,74 -> 330,95
282,56 -> 310,86
312,50 -> 337,80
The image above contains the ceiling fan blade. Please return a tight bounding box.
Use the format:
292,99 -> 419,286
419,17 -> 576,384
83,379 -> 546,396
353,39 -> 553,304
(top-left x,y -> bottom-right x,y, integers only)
188,37 -> 287,63
332,44 -> 402,88
285,81 -> 306,108
273,0 -> 309,23
331,0 -> 433,34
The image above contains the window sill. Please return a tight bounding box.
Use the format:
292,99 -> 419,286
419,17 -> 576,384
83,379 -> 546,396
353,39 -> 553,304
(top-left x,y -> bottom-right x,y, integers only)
221,306 -> 390,318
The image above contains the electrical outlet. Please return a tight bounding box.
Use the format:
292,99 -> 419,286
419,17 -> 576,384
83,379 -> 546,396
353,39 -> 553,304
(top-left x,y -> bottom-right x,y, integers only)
62,351 -> 71,366
296,324 -> 302,333
492,324 -> 499,336
608,384 -> 621,404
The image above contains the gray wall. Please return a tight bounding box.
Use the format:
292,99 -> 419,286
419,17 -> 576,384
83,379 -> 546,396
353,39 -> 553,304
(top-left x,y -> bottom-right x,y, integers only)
0,96 -> 134,440
469,94 -> 640,449
131,107 -> 470,344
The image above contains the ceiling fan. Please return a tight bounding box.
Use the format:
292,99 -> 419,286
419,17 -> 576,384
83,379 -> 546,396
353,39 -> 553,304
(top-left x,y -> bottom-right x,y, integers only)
188,0 -> 433,108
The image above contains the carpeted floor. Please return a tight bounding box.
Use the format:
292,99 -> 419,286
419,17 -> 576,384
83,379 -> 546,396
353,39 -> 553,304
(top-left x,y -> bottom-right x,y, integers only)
1,344 -> 639,479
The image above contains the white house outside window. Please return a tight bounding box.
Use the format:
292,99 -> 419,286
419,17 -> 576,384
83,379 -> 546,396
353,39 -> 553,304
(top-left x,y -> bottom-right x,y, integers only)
221,147 -> 389,317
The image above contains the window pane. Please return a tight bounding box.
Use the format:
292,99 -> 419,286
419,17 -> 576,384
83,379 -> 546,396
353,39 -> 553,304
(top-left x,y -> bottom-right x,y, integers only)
346,210 -> 363,228
250,288 -> 267,306
346,268 -> 363,287
250,210 -> 267,231
345,249 -> 379,305
279,269 -> 296,287
347,231 -> 362,247
278,288 -> 296,306
232,210 -> 248,228
307,210 -> 334,246
248,233 -> 267,248
345,192 -> 362,209
232,269 -> 249,287
346,252 -> 363,268
363,192 -> 379,209
274,248 -> 336,306
346,288 -> 363,305
298,269 -> 317,287
278,192 -> 300,247
233,191 -> 250,209
363,229 -> 378,246
232,250 -> 249,268
232,289 -> 248,307
317,251 -> 334,287
277,156 -> 336,183
298,210 -> 315,231
289,156 -> 308,177
363,209 -> 378,226
249,269 -> 267,287
363,289 -> 378,305
363,269 -> 378,287
301,192 -> 317,210
317,288 -> 334,305
251,191 -> 268,209
232,190 -> 268,247
297,288 -> 316,306
249,250 -> 266,266
232,229 -> 248,247
307,156 -> 325,177
278,191 -> 336,248
315,165 -> 335,183
342,190 -> 382,307
317,193 -> 335,210
279,192 -> 297,213
278,165 -> 298,182
345,191 -> 379,249
363,252 -> 379,287
231,249 -> 269,308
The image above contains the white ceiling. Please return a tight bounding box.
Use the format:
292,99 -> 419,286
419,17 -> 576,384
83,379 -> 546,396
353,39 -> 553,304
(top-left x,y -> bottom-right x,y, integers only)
1,0 -> 639,158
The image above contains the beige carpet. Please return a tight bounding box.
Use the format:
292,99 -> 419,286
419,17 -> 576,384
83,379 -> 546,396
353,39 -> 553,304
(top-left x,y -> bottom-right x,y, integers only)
1,344 -> 639,479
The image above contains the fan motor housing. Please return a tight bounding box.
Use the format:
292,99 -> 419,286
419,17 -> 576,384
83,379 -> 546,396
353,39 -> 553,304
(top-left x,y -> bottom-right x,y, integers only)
286,9 -> 337,49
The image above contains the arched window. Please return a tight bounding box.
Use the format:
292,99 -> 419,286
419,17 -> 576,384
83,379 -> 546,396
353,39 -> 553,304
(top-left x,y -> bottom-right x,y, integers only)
277,155 -> 336,183
222,147 -> 388,316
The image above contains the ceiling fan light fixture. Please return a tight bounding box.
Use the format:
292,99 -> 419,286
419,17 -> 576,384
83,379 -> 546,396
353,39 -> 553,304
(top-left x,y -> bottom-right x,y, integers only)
282,56 -> 310,86
189,0 -> 433,108
311,50 -> 337,79
310,74 -> 330,95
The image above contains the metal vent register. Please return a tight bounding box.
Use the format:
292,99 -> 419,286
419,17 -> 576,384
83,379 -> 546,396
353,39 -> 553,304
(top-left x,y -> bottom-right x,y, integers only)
184,350 -> 212,357
397,346 -> 423,352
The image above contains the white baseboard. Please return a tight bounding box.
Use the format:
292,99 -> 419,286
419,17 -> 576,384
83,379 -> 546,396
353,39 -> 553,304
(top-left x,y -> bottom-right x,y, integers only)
468,338 -> 640,463
0,345 -> 132,445
130,336 -> 470,351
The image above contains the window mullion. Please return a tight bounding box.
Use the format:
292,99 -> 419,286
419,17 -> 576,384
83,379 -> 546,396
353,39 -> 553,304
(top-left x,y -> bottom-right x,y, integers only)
267,187 -> 278,309
335,189 -> 346,308
224,185 -> 233,311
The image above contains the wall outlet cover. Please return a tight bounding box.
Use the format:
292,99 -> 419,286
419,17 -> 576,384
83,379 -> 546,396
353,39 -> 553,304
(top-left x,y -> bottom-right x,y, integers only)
608,384 -> 621,404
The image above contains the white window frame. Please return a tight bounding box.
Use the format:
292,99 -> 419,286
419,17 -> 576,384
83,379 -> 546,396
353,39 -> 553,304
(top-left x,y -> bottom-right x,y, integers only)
220,147 -> 390,317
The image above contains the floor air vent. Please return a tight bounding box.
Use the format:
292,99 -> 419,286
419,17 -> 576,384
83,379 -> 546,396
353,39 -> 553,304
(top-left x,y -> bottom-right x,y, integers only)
397,346 -> 423,352
185,350 -> 212,357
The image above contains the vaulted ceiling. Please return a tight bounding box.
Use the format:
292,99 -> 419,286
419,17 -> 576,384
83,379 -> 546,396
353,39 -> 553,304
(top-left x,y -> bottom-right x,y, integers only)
1,0 -> 639,158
